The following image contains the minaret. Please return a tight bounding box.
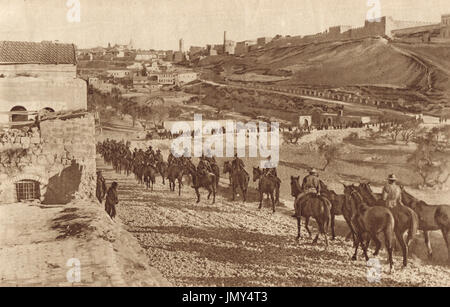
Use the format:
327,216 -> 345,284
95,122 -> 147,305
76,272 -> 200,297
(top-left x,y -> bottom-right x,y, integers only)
223,31 -> 227,53
179,38 -> 184,53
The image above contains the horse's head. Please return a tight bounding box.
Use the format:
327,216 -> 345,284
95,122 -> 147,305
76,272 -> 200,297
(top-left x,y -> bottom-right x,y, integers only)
290,176 -> 301,197
252,167 -> 261,182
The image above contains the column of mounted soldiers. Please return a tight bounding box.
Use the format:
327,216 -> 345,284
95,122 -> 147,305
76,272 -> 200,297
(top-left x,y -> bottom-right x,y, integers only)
96,139 -> 450,270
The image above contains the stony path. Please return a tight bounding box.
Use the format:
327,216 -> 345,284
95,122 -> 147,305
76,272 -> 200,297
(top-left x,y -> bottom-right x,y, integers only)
99,159 -> 450,287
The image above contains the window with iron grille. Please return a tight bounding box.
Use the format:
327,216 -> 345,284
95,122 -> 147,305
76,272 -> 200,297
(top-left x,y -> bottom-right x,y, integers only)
15,180 -> 40,201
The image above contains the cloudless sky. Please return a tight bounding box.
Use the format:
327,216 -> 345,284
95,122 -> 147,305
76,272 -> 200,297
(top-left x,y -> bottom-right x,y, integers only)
0,0 -> 449,50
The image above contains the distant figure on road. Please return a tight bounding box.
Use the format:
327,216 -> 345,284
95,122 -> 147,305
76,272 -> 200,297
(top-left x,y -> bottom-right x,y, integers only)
96,170 -> 107,203
105,182 -> 119,220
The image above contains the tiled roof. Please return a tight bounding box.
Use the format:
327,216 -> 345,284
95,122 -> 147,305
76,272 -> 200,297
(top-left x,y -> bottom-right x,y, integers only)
0,41 -> 76,64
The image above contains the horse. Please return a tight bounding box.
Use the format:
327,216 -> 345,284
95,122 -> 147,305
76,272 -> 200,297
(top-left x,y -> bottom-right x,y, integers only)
357,183 -> 418,268
290,176 -> 332,246
318,181 -> 350,241
166,163 -> 185,196
252,167 -> 279,213
156,161 -> 168,185
223,161 -> 249,202
343,184 -> 395,273
400,185 -> 450,262
143,164 -> 157,191
185,160 -> 216,204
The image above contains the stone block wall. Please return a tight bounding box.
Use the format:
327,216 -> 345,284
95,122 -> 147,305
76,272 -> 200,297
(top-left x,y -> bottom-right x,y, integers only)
0,114 -> 96,204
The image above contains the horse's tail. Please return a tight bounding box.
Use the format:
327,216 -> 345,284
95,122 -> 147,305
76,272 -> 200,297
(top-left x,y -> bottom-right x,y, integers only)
321,197 -> 332,233
406,206 -> 419,246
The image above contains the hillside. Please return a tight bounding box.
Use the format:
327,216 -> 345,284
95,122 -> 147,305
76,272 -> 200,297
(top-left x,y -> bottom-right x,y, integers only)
198,38 -> 450,115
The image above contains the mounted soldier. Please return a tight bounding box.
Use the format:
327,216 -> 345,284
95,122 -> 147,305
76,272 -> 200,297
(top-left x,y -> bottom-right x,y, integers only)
292,168 -> 322,217
382,174 -> 403,208
263,155 -> 281,187
232,153 -> 248,176
198,154 -> 213,175
155,149 -> 164,163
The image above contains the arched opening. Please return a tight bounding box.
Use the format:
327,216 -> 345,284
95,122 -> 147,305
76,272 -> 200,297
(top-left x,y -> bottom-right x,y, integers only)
327,118 -> 333,126
10,106 -> 28,122
15,180 -> 41,202
304,119 -> 309,127
43,107 -> 55,113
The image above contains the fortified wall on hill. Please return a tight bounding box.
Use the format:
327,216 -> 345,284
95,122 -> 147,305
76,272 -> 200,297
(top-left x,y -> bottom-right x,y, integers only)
0,114 -> 97,205
268,15 -> 450,48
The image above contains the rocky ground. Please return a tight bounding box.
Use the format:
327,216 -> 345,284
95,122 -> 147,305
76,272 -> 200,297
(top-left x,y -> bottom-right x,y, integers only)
0,199 -> 169,287
98,158 -> 450,287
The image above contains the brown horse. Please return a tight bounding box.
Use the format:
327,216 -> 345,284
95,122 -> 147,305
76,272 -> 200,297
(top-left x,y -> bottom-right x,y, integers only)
167,163 -> 185,196
156,161 -> 168,185
223,161 -> 249,202
318,181 -> 351,241
400,186 -> 450,262
143,164 -> 157,191
291,176 -> 331,246
253,167 -> 279,213
185,160 -> 216,204
357,183 -> 418,268
344,184 -> 396,273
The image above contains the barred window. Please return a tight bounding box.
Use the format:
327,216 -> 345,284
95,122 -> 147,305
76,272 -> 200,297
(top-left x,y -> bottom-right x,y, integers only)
16,180 -> 40,201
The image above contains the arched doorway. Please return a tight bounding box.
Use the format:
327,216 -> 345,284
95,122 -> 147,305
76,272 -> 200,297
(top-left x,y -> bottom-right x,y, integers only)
10,106 -> 28,122
327,118 -> 333,126
303,119 -> 309,128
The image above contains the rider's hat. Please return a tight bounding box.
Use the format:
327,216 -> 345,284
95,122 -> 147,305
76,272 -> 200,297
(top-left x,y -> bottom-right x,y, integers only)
309,168 -> 318,174
388,174 -> 397,181
234,153 -> 238,158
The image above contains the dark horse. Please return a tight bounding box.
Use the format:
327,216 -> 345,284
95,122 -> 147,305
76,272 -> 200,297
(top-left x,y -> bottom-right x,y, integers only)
143,164 -> 157,191
156,161 -> 168,185
185,160 -> 216,204
290,176 -> 331,246
357,183 -> 418,268
167,163 -> 185,196
318,181 -> 350,241
223,161 -> 249,202
344,184 -> 395,273
252,167 -> 280,213
401,186 -> 450,263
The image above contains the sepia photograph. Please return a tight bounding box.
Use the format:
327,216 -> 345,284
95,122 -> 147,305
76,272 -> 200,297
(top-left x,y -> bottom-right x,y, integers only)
0,0 -> 450,293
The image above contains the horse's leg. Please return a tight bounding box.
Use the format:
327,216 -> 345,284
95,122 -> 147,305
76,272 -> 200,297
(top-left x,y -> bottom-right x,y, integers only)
178,178 -> 182,197
304,217 -> 312,238
423,231 -> 433,260
296,217 -> 302,240
270,192 -> 275,213
372,235 -> 382,257
396,230 -> 408,268
331,213 -> 336,241
207,186 -> 211,200
231,183 -> 236,201
258,191 -> 263,210
441,227 -> 450,263
195,188 -> 200,203
212,183 -> 216,204
384,230 -> 395,274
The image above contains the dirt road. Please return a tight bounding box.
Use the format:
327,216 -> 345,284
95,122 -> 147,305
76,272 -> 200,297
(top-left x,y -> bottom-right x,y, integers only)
98,157 -> 450,287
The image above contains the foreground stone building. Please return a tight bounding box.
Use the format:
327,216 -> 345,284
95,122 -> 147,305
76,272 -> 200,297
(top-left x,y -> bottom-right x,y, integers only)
0,41 -> 87,125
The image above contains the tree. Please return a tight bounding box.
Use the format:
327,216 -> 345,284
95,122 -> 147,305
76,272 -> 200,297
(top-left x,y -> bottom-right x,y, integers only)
315,136 -> 348,171
400,120 -> 420,144
408,128 -> 450,189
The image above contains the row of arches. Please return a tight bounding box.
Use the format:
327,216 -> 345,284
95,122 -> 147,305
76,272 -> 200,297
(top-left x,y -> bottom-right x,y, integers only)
10,106 -> 55,122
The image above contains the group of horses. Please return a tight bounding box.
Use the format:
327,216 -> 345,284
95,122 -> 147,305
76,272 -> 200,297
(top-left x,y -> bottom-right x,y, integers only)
289,177 -> 450,272
97,140 -> 450,271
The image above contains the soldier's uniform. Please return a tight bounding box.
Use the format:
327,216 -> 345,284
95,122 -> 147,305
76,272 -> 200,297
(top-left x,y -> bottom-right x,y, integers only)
382,174 -> 402,208
96,171 -> 107,203
294,169 -> 321,215
105,182 -> 119,219
232,154 -> 248,176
